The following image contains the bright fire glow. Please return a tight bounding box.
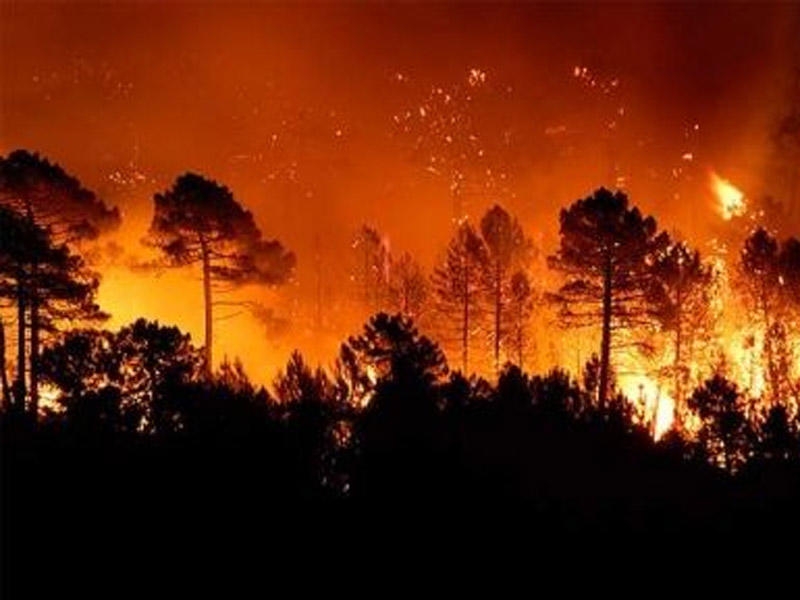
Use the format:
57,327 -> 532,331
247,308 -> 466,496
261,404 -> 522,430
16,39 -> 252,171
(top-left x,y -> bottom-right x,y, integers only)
653,393 -> 676,440
710,170 -> 746,220
619,374 -> 675,440
39,384 -> 63,414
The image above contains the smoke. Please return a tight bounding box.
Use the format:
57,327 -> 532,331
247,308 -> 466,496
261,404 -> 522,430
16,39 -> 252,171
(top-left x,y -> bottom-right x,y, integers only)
2,2 -> 798,380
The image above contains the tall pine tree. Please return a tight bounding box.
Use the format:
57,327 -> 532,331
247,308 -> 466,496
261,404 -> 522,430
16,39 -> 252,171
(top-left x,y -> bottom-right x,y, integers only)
146,172 -> 295,374
549,188 -> 668,405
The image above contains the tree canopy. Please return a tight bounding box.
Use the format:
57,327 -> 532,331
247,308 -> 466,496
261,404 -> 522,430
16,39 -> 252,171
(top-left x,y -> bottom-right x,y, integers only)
146,172 -> 295,373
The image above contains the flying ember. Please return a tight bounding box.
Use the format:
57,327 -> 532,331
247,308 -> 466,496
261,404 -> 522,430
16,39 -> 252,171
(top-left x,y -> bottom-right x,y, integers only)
2,1 -> 800,540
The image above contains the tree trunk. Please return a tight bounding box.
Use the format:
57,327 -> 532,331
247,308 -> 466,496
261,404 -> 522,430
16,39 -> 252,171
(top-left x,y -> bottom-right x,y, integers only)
29,294 -> 39,418
598,256 -> 613,406
516,309 -> 523,370
674,285 -> 683,408
462,259 -> 469,373
0,318 -> 10,411
15,276 -> 26,412
29,257 -> 40,418
494,261 -> 501,373
200,238 -> 213,377
761,284 -> 776,400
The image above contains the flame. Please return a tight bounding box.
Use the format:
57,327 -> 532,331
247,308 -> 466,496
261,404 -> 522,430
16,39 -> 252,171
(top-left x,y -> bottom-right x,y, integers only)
710,170 -> 745,220
653,394 -> 675,440
619,374 -> 675,440
39,384 -> 63,414
365,364 -> 378,386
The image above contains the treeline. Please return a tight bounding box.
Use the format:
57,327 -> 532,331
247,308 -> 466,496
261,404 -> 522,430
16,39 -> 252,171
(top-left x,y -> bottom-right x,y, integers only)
351,189 -> 800,422
3,313 -> 800,532
0,150 -> 295,420
3,148 -> 800,477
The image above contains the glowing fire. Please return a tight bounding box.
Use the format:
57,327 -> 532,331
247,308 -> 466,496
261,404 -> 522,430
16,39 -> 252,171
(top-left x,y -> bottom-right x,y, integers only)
653,394 -> 676,440
710,170 -> 746,220
39,384 -> 63,413
619,374 -> 675,440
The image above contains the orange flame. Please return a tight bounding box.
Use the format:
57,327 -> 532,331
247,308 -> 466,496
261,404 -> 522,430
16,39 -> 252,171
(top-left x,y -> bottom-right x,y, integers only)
710,170 -> 745,220
619,374 -> 675,440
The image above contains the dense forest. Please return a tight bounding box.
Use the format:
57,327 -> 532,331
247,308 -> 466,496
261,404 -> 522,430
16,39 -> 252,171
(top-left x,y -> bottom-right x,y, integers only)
3,148 -> 800,553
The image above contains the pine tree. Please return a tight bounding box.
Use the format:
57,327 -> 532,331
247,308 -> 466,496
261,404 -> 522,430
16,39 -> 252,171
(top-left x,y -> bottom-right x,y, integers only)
648,240 -> 715,409
548,188 -> 669,405
506,270 -> 535,370
0,206 -> 104,416
0,149 -> 119,412
479,205 -> 533,372
688,375 -> 755,473
738,227 -> 784,400
350,225 -> 390,314
388,251 -> 428,319
431,221 -> 489,373
145,172 -> 295,375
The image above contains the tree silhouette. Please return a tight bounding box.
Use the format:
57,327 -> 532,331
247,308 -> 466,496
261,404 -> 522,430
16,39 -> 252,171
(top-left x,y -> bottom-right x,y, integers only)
0,315 -> 10,410
431,221 -> 489,373
0,150 -> 120,242
343,313 -> 448,499
350,224 -> 390,314
145,173 -> 295,375
779,235 -> 800,316
343,313 -> 447,389
506,271 -> 535,369
39,319 -> 203,434
274,351 -> 352,495
755,403 -> 799,464
0,206 -> 104,417
648,240 -> 715,411
738,227 -> 785,400
387,251 -> 429,320
479,205 -> 533,371
687,375 -> 755,473
548,188 -> 669,405
0,149 -> 118,413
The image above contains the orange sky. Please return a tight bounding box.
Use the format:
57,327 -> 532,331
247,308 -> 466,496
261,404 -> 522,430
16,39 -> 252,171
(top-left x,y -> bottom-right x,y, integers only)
1,1 -> 798,382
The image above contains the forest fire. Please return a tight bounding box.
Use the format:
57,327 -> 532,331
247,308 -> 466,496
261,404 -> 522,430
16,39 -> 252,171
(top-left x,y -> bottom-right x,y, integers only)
711,170 -> 746,220
2,2 -> 800,543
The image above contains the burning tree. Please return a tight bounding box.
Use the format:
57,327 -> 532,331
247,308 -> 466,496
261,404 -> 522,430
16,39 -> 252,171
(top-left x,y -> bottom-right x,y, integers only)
779,236 -> 800,318
145,173 -> 295,375
479,205 -> 533,372
431,221 -> 489,373
387,251 -> 429,320
0,149 -> 119,414
350,225 -> 390,314
737,228 -> 786,401
648,240 -> 715,411
548,188 -> 669,405
506,271 -> 535,370
775,235 -> 800,403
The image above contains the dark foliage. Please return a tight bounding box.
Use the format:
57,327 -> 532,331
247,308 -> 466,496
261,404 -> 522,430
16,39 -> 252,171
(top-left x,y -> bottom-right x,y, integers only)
4,311 -> 797,559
